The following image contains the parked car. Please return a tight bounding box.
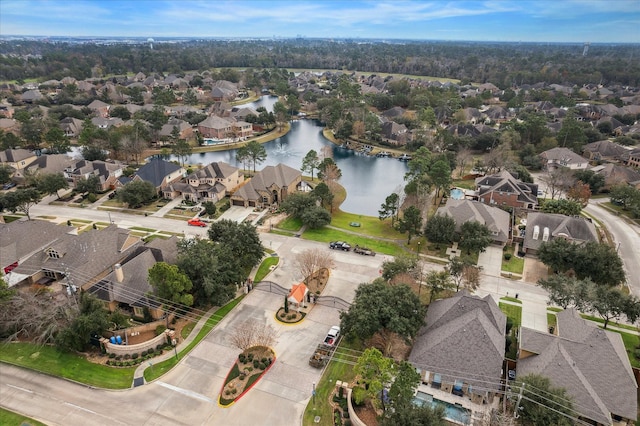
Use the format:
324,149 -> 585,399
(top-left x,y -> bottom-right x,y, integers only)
2,182 -> 16,190
187,218 -> 208,227
329,241 -> 351,251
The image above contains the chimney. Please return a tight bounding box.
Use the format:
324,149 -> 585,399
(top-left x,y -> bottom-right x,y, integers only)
114,264 -> 124,283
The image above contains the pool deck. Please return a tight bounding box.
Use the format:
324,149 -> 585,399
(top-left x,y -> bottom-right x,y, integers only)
416,384 -> 499,424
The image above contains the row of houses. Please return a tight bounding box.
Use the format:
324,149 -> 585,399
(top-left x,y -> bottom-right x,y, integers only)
408,290 -> 637,425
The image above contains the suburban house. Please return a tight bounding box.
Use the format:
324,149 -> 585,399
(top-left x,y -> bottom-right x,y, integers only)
522,212 -> 598,255
59,117 -> 85,137
158,118 -> 194,142
133,158 -> 185,191
436,199 -> 511,244
590,163 -> 640,190
622,147 -> 640,168
408,291 -> 506,406
539,147 -> 589,170
89,236 -> 179,320
197,115 -> 232,139
87,99 -> 111,118
0,220 -> 75,286
0,148 -> 38,180
65,159 -> 124,191
581,140 -> 629,163
518,309 -> 637,426
24,154 -> 76,178
9,224 -> 142,290
162,161 -> 243,202
475,170 -> 539,209
91,116 -> 124,130
381,121 -> 409,145
230,163 -> 302,208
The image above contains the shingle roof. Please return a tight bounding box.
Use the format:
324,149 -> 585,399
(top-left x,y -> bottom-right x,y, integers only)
0,220 -> 74,270
475,170 -> 538,205
233,163 -> 301,202
135,158 -> 183,188
540,147 -> 588,165
523,212 -> 598,251
518,309 -> 637,424
0,149 -> 34,164
436,199 -> 510,243
408,291 -> 506,393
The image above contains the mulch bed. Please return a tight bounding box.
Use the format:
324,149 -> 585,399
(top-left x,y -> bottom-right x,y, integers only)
219,346 -> 276,407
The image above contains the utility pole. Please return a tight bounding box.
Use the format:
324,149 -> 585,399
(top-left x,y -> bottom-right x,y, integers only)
513,383 -> 525,418
417,241 -> 422,296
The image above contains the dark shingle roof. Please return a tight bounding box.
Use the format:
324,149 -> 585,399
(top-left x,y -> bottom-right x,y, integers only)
135,158 -> 182,188
523,212 -> 598,251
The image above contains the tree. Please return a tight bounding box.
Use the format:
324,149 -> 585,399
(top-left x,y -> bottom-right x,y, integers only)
462,263 -> 482,291
279,192 -> 316,218
44,127 -> 70,154
37,173 -> 68,199
244,140 -> 267,173
300,206 -> 332,229
573,169 -> 605,194
573,241 -> 625,286
208,219 -> 265,278
537,275 -> 592,310
118,180 -> 157,208
381,255 -> 418,282
447,257 -> 467,291
340,279 -> 424,343
428,159 -> 451,201
566,181 -> 591,207
379,193 -> 400,226
1,188 -> 41,220
229,319 -> 278,352
148,262 -> 194,307
537,238 -> 578,274
294,248 -> 334,281
76,174 -> 101,195
0,164 -> 13,184
397,205 -> 423,244
56,293 -> 110,352
236,145 -> 250,170
354,348 -> 395,410
591,285 -> 629,329
202,201 -> 216,217
540,199 -> 582,216
171,139 -> 192,167
310,182 -> 334,210
424,214 -> 456,248
301,149 -> 320,180
458,221 -> 492,255
518,374 -> 574,426
81,144 -> 108,161
541,167 -> 575,200
424,270 -> 454,303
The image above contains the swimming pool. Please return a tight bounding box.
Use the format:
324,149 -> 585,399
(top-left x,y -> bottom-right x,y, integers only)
450,188 -> 465,200
413,391 -> 470,424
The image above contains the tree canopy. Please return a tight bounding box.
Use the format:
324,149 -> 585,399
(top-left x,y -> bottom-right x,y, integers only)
148,262 -> 194,308
518,374 -> 575,426
424,214 -> 456,248
458,221 -> 492,255
118,180 -> 157,208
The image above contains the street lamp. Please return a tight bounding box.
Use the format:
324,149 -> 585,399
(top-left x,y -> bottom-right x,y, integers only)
312,382 -> 316,404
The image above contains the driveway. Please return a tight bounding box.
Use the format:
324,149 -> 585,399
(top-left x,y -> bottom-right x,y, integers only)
477,245 -> 503,277
522,256 -> 549,284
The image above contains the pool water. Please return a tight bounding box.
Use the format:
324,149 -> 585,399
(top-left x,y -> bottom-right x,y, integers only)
450,188 -> 465,200
413,391 -> 470,424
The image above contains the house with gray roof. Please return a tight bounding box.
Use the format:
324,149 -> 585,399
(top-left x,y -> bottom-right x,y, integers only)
89,236 -> 179,319
25,153 -> 75,177
231,163 -> 301,208
10,224 -> 142,289
197,115 -> 233,139
408,291 -> 506,406
133,158 -> 185,190
163,161 -> 243,202
65,159 -> 124,191
436,199 -> 510,244
59,117 -> 84,137
590,163 -> 640,190
582,140 -> 629,163
0,148 -> 38,181
475,170 -> 539,210
523,212 -> 598,254
540,147 -> 589,171
518,309 -> 637,425
1,220 -> 75,286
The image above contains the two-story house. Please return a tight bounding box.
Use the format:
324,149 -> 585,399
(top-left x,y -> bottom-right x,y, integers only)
475,170 -> 539,210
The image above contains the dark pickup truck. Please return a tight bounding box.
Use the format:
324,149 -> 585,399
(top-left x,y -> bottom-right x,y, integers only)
329,241 -> 351,251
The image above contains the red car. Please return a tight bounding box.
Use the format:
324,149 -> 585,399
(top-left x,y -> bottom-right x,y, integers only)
187,219 -> 208,227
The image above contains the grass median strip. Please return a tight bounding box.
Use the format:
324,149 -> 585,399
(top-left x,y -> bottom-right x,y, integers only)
0,407 -> 48,426
144,296 -> 244,382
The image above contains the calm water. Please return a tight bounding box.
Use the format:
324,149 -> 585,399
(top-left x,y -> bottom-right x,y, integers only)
172,96 -> 408,216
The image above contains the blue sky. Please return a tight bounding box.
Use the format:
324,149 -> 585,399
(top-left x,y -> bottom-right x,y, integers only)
1,0 -> 639,43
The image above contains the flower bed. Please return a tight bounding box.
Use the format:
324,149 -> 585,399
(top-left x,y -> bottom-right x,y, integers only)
219,346 -> 276,407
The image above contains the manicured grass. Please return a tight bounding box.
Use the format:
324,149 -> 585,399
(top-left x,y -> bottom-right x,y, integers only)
130,226 -> 156,232
302,227 -> 403,256
579,313 -> 639,332
501,296 -> 522,304
144,296 -> 243,382
0,343 -> 134,389
451,179 -> 476,190
501,245 -> 524,274
499,302 -> 522,327
547,306 -> 563,313
303,339 -> 363,426
278,216 -> 304,231
0,407 -> 48,426
254,256 -> 279,282
330,210 -> 404,239
547,312 -> 557,331
2,215 -> 23,223
181,321 -> 197,340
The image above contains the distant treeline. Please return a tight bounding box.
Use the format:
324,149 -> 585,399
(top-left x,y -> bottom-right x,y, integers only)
1,39 -> 639,87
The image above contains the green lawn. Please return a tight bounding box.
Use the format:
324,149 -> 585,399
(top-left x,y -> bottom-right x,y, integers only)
330,210 -> 405,239
144,296 -> 243,382
277,216 -> 304,231
254,256 -> 279,282
499,302 -> 523,327
501,245 -> 524,274
0,343 -> 134,389
302,339 -> 363,426
0,407 -> 48,426
501,296 -> 522,304
302,227 -> 403,256
547,312 -> 557,331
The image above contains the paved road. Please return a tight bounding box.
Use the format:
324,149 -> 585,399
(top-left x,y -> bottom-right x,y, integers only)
584,198 -> 640,295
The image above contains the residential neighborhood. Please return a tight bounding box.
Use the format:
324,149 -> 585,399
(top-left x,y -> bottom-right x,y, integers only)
1,35 -> 640,426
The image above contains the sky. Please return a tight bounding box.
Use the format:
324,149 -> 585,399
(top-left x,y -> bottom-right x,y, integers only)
1,0 -> 639,43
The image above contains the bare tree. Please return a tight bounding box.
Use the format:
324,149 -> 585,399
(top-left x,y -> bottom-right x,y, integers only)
228,319 -> 278,352
455,148 -> 473,178
541,167 -> 576,200
462,264 -> 482,291
476,408 -> 517,426
294,248 -> 334,281
365,329 -> 410,361
121,135 -> 149,165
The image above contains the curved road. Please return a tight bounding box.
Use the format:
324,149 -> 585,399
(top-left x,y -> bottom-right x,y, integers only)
584,199 -> 640,295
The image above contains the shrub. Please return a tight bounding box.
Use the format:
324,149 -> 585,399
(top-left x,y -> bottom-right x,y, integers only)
261,357 -> 267,363
124,353 -> 131,360
132,353 -> 139,359
253,360 -> 259,368
239,374 -> 246,381
239,354 -> 246,363
517,250 -> 526,257
352,386 -> 367,406
141,349 -> 148,356
635,348 -> 640,360
247,353 -> 254,361
115,355 -> 122,361
225,390 -> 231,396
87,193 -> 97,203
156,344 -> 163,350
155,325 -> 166,336
504,253 -> 512,261
247,366 -> 253,372
259,362 -> 267,370
108,353 -> 116,359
